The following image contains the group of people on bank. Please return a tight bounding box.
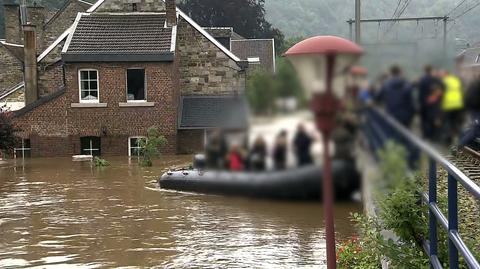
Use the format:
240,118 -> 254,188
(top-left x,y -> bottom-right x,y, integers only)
205,125 -> 314,172
359,65 -> 480,147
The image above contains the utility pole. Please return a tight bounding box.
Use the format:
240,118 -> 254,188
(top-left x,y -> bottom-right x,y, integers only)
443,16 -> 448,62
355,0 -> 361,44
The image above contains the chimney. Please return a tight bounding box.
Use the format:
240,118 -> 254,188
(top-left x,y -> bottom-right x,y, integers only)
165,0 -> 177,27
23,24 -> 38,105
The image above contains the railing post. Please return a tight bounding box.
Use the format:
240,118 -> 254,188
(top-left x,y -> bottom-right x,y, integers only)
448,173 -> 459,269
428,158 -> 438,268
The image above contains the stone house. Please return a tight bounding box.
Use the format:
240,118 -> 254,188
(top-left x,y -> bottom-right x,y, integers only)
2,0 -> 250,157
205,27 -> 276,74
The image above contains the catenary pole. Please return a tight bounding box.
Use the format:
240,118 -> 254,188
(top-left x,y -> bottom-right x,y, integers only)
355,0 -> 361,43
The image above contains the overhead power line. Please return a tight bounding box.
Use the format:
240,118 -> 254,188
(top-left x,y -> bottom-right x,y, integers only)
447,0 -> 468,16
451,1 -> 480,20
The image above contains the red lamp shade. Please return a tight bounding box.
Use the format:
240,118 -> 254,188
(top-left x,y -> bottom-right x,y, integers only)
350,66 -> 368,76
284,36 -> 363,97
284,36 -> 363,57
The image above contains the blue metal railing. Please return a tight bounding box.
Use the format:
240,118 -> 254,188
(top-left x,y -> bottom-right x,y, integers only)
363,107 -> 480,269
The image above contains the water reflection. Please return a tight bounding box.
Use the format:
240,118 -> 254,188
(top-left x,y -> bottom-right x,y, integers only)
0,157 -> 360,268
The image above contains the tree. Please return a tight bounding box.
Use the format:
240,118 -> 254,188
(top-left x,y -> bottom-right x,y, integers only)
178,0 -> 284,53
0,105 -> 19,155
138,127 -> 167,167
246,70 -> 276,115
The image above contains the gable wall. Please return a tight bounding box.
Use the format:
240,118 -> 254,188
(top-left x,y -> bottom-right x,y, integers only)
0,47 -> 23,93
176,17 -> 246,95
43,0 -> 91,48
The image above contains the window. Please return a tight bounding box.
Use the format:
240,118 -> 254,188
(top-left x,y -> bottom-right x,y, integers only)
127,69 -> 146,102
129,137 -> 146,157
476,54 -> 480,64
79,69 -> 99,103
132,3 -> 137,11
14,139 -> 31,158
80,136 -> 101,156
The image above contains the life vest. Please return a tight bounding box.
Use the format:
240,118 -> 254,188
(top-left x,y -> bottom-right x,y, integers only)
442,75 -> 464,111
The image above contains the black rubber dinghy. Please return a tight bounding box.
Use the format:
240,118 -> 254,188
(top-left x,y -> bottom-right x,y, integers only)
159,160 -> 360,201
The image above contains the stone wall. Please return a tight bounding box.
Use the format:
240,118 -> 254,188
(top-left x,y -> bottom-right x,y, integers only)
13,61 -> 182,156
95,0 -> 166,12
43,0 -> 91,48
176,18 -> 246,95
4,5 -> 46,49
4,5 -> 21,44
0,47 -> 23,93
38,61 -> 64,97
4,87 -> 24,102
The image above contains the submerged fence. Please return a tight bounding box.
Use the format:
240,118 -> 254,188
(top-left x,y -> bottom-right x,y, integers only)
363,107 -> 480,269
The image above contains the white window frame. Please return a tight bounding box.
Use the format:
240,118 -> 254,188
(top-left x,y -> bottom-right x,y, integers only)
14,139 -> 31,159
81,137 -> 101,156
126,68 -> 147,103
128,136 -> 146,157
78,69 -> 100,103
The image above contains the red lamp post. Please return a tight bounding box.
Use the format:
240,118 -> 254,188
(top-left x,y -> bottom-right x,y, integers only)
284,36 -> 363,269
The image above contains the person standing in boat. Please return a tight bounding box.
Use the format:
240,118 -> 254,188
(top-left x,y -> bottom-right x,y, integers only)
227,144 -> 245,171
206,129 -> 228,169
248,136 -> 267,171
273,130 -> 288,170
293,124 -> 313,166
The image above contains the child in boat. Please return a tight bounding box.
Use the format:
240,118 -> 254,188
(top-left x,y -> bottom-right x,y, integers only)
227,144 -> 245,171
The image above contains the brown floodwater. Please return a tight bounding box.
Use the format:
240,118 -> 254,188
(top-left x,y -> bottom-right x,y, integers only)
0,157 -> 361,268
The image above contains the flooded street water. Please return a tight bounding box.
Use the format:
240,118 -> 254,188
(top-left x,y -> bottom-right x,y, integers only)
0,157 -> 360,268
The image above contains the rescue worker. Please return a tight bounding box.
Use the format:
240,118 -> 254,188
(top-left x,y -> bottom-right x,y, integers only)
205,129 -> 228,169
293,124 -> 313,166
441,71 -> 465,145
418,65 -> 444,140
273,130 -> 288,170
379,66 -> 415,128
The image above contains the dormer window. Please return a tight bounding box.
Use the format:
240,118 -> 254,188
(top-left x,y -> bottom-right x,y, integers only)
78,69 -> 99,103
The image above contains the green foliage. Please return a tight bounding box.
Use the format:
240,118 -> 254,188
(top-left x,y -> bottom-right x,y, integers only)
378,175 -> 427,244
138,127 -> 167,167
246,59 -> 305,115
178,0 -> 284,53
377,140 -> 409,191
338,142 -> 430,268
246,70 -> 277,115
93,157 -> 110,167
0,105 -> 19,152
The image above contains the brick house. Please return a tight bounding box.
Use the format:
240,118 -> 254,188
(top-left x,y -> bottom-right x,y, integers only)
3,0 -> 251,157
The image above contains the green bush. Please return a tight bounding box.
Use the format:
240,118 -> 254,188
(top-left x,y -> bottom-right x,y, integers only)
138,127 -> 167,167
93,157 -> 110,167
338,142 -> 430,268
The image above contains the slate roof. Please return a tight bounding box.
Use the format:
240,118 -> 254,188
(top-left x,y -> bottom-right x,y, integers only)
230,39 -> 275,73
63,13 -> 174,62
179,96 -> 249,130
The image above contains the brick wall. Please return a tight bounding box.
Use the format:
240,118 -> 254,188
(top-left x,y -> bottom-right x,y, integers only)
177,129 -> 204,154
95,0 -> 166,12
176,17 -> 246,95
13,61 -> 181,157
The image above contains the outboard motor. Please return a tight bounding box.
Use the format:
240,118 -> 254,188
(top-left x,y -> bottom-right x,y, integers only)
193,154 -> 206,170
